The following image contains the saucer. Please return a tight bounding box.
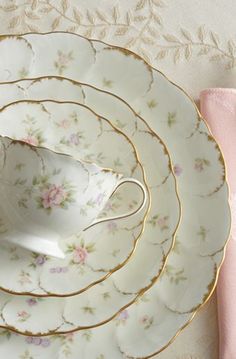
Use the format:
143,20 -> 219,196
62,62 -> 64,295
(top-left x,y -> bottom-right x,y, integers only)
0,96 -> 179,335
0,100 -> 150,297
0,32 -> 230,357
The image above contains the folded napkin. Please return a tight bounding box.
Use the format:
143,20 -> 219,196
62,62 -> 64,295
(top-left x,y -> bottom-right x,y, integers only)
200,88 -> 236,359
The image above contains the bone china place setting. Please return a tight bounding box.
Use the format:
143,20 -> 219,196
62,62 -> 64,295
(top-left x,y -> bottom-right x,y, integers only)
0,32 -> 230,359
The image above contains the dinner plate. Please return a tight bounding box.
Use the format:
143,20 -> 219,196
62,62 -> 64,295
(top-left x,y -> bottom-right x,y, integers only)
0,82 -> 180,300
0,32 -> 230,357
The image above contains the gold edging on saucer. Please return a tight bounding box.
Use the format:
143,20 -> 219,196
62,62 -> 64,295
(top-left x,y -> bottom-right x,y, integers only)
0,99 -> 151,299
0,31 -> 228,353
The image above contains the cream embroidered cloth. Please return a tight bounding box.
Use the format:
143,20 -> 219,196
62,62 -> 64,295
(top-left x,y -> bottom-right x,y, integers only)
1,0 -> 233,357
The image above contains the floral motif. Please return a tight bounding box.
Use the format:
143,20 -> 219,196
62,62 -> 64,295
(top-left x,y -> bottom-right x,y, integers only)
81,330 -> 92,342
73,246 -> 88,264
21,115 -> 45,146
139,314 -> 154,329
173,164 -> 183,176
167,112 -> 177,127
66,239 -> 96,265
19,350 -> 34,359
107,221 -> 118,234
29,253 -> 48,268
60,131 -> 84,147
49,266 -> 69,274
115,309 -> 129,325
26,298 -> 38,306
15,166 -> 76,214
17,310 -> 31,322
22,135 -> 40,146
26,336 -> 51,348
147,99 -> 158,109
39,184 -> 68,210
54,50 -> 74,75
197,226 -> 209,241
194,158 -> 210,172
82,305 -> 96,315
164,264 -> 187,284
148,214 -> 169,231
103,78 -> 113,88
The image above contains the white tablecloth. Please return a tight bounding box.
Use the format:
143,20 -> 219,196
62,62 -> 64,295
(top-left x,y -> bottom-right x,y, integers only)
1,1 -> 233,357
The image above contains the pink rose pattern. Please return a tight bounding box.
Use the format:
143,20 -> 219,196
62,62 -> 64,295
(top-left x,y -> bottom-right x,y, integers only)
173,164 -> 183,176
73,246 -> 88,264
41,184 -> 67,209
35,178 -> 75,214
22,135 -> 39,146
17,310 -> 31,322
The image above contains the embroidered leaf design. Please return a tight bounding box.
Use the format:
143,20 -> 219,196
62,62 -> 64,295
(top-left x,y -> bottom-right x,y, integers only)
31,0 -> 38,10
115,27 -> 128,36
152,12 -> 162,25
228,40 -> 236,56
73,8 -> 82,24
25,11 -> 40,20
141,36 -> 155,45
52,16 -> 60,30
185,44 -> 192,59
1,5 -> 18,12
134,15 -> 147,22
226,59 -> 236,70
210,31 -> 220,47
95,9 -> 107,22
163,34 -> 180,43
210,54 -> 225,62
126,12 -> 131,25
156,49 -> 168,60
136,0 -> 147,11
86,10 -> 94,24
112,6 -> 119,23
181,28 -> 192,41
198,26 -> 206,42
61,0 -> 68,14
198,46 -> 211,56
152,0 -> 165,6
174,48 -> 181,63
39,7 -> 53,14
8,16 -> 20,29
147,25 -> 159,37
98,28 -> 107,40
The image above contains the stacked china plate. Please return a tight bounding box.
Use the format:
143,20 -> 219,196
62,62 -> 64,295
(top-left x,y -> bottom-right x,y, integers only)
0,32 -> 230,359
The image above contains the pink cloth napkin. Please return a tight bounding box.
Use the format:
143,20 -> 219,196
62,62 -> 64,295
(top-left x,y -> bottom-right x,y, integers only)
200,88 -> 236,359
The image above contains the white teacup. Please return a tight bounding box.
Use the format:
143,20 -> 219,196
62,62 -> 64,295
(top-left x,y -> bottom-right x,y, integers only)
0,136 -> 147,258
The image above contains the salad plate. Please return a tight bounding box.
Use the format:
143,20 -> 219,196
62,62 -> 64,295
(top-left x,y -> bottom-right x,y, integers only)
0,100 -> 150,298
0,32 -> 230,357
0,98 -> 179,335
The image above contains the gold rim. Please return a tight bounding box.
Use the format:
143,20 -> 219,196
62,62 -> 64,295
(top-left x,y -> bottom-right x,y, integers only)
0,30 -> 226,353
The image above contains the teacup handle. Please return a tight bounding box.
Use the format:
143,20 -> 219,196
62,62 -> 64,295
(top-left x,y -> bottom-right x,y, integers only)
88,177 -> 148,229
